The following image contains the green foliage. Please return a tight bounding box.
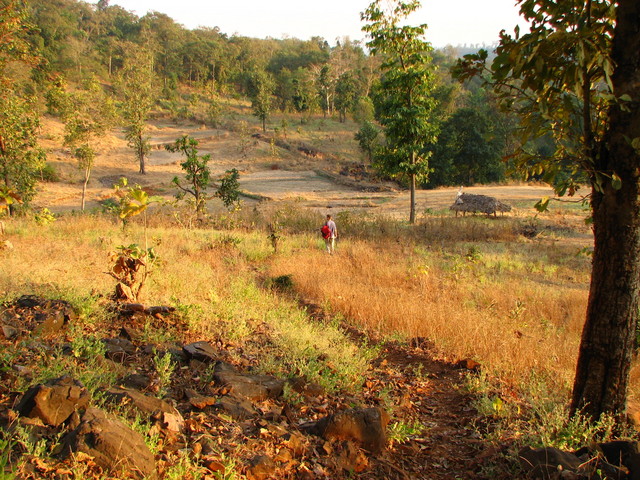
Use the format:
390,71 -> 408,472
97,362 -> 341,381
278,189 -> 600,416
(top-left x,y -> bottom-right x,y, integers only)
354,121 -> 380,162
167,135 -> 212,215
387,420 -> 424,445
0,92 -> 46,212
216,169 -> 241,210
429,107 -> 505,187
153,349 -> 176,398
334,72 -> 359,123
112,178 -> 163,227
33,208 -> 56,226
248,70 -> 275,132
56,76 -> 115,210
452,1 -> 616,197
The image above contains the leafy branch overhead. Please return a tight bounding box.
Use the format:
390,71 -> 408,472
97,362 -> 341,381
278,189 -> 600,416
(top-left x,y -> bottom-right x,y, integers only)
452,0 -> 618,198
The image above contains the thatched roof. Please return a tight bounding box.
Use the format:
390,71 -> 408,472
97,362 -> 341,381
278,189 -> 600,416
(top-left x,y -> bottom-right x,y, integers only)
449,193 -> 512,215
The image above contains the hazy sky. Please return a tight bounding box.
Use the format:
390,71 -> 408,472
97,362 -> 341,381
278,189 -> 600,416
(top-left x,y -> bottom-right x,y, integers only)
91,0 -> 526,48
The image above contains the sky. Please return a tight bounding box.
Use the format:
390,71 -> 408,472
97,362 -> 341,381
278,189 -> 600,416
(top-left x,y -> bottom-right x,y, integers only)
91,0 -> 526,48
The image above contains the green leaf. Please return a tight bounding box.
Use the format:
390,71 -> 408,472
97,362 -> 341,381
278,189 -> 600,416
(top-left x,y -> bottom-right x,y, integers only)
534,197 -> 550,212
611,173 -> 622,190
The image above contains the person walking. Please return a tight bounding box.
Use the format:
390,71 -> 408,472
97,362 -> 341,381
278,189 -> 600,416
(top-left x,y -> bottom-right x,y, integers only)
322,214 -> 338,254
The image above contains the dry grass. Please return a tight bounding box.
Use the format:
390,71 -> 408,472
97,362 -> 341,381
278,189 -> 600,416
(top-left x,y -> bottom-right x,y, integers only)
267,215 -> 606,402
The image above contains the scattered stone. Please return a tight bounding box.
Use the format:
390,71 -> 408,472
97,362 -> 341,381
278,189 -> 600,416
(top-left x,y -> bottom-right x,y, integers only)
185,388 -> 217,410
288,376 -> 325,398
1,239 -> 13,250
61,407 -> 156,479
310,407 -> 389,453
102,337 -> 136,362
519,447 -> 582,479
1,324 -> 18,340
214,362 -> 284,402
104,387 -> 184,432
455,358 -> 481,372
16,295 -> 41,308
15,376 -> 90,427
118,373 -> 153,391
183,341 -> 218,363
119,326 -> 141,341
246,455 -> 276,480
34,309 -> 67,336
215,396 -> 256,420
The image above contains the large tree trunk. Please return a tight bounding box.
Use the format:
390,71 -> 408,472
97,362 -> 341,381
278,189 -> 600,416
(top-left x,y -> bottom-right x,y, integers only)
570,0 -> 640,419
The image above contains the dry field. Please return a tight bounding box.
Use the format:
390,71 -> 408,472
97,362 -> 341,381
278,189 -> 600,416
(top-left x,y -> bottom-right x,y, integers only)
25,111 -> 630,419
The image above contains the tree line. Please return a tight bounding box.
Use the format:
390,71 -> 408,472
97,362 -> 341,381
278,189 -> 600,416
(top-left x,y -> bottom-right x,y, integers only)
1,0 -> 531,213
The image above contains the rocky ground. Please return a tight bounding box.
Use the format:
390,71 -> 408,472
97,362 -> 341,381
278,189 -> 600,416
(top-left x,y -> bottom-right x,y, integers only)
0,295 -> 491,479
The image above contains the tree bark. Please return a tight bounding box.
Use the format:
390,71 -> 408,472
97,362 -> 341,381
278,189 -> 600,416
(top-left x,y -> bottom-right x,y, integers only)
570,0 -> 640,419
409,150 -> 416,224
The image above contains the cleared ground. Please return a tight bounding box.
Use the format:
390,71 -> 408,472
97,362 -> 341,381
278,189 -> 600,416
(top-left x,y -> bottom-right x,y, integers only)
35,116 -> 569,220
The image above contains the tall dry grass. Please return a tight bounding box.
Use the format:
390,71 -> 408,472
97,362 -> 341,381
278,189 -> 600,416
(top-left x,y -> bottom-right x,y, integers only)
267,219 -> 609,401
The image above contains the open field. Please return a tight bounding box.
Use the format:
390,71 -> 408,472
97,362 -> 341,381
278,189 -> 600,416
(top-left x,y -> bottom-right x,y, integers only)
3,109 -> 628,479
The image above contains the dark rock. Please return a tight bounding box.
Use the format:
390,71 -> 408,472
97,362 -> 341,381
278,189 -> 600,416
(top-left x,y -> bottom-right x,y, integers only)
61,407 -> 156,479
183,341 -> 218,363
519,446 -> 583,479
119,326 -> 140,341
118,374 -> 153,391
214,362 -> 284,402
455,358 -> 481,372
246,455 -> 276,480
311,407 -> 389,453
104,387 -> 183,432
102,337 -> 136,362
576,441 -> 640,480
15,376 -> 90,427
16,295 -> 42,308
1,324 -> 18,339
215,396 -> 256,420
185,389 -> 217,410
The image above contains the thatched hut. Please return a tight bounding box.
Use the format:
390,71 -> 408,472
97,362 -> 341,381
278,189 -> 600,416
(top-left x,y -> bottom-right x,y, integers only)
449,193 -> 512,217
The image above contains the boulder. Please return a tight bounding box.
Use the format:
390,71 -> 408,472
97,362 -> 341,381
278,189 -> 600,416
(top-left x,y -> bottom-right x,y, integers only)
15,376 -> 90,427
118,373 -> 153,391
183,341 -> 218,363
102,337 -> 136,362
1,324 -> 18,340
215,396 -> 256,420
214,362 -> 284,402
288,376 -> 325,398
310,407 -> 389,453
61,407 -> 156,479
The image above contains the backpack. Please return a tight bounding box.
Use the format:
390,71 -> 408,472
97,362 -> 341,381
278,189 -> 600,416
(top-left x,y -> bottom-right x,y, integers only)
321,225 -> 331,239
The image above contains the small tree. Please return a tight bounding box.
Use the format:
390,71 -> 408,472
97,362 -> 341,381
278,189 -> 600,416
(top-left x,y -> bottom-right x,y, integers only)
249,71 -> 274,132
354,121 -> 380,162
216,168 -> 240,210
362,0 -> 440,224
60,77 -> 115,210
117,49 -> 155,174
334,72 -> 359,123
166,135 -> 211,215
